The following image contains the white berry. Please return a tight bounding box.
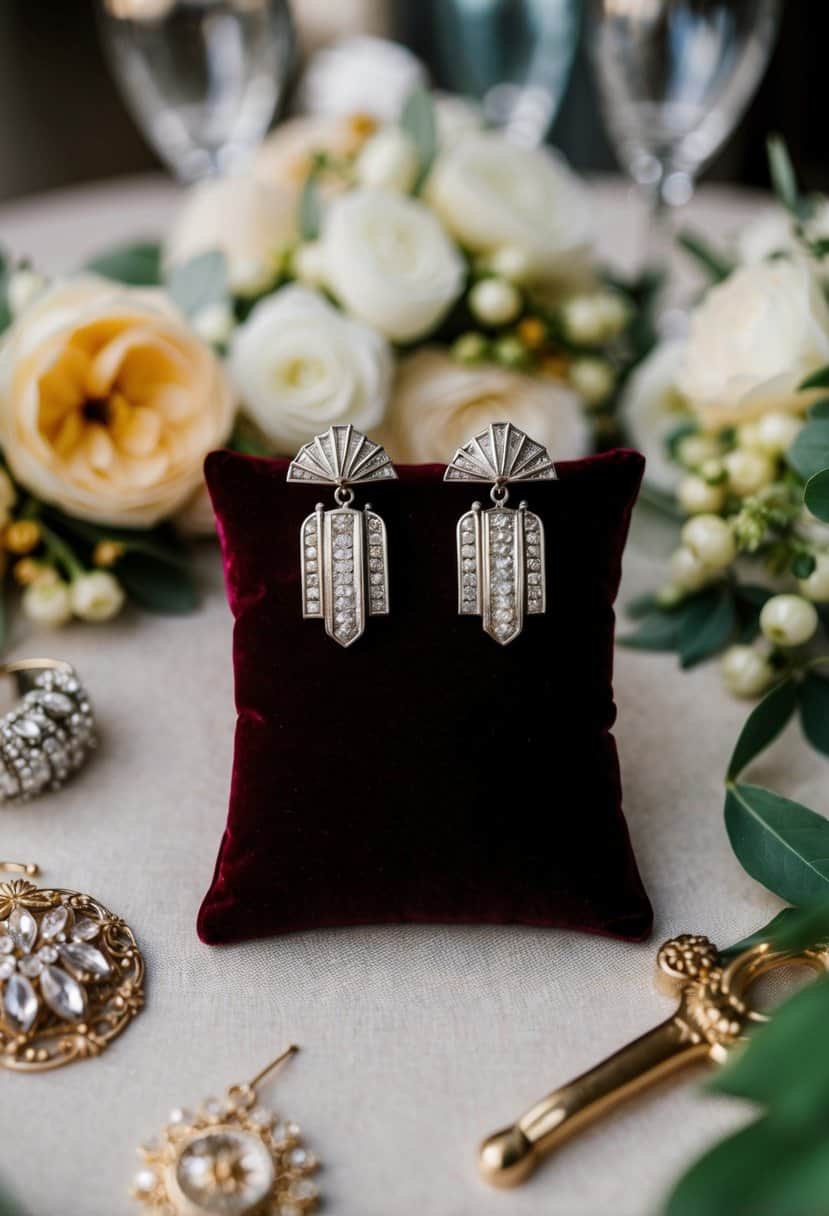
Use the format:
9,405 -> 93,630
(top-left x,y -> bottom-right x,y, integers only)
724,448 -> 775,497
681,514 -> 736,571
670,546 -> 712,592
738,411 -> 802,456
489,245 -> 533,283
721,645 -> 775,699
798,552 -> 829,602
676,434 -> 721,469
760,594 -> 819,647
568,357 -> 615,407
469,278 -> 522,327
678,474 -> 726,515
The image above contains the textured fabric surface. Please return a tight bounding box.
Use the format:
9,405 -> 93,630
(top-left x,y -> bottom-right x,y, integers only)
0,178 -> 810,1216
200,449 -> 651,944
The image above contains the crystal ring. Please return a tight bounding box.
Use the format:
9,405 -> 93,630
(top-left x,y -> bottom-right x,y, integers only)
0,660 -> 95,801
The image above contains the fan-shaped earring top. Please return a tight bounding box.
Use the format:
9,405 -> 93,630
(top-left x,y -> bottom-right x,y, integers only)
444,424 -> 554,645
288,427 -> 396,648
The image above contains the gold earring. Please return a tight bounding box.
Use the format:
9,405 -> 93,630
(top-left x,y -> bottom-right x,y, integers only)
132,1044 -> 321,1215
0,861 -> 145,1071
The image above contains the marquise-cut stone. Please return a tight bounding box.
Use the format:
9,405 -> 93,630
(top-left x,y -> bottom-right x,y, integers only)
41,692 -> 74,719
4,972 -> 38,1031
0,959 -> 14,980
0,934 -> 13,956
71,917 -> 100,941
13,718 -> 41,741
40,964 -> 87,1021
8,906 -> 37,952
40,906 -> 68,941
18,956 -> 43,978
59,940 -> 111,979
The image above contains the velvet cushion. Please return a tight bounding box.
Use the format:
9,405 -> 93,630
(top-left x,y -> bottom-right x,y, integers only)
199,448 -> 652,945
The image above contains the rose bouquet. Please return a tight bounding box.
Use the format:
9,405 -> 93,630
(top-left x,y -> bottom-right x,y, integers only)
0,88 -> 649,640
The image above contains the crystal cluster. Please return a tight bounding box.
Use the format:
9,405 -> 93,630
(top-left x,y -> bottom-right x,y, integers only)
366,512 -> 388,615
302,517 -> 322,618
0,898 -> 110,1033
331,512 -> 359,645
460,515 -> 479,614
524,513 -> 544,614
0,665 -> 94,800
487,511 -> 519,643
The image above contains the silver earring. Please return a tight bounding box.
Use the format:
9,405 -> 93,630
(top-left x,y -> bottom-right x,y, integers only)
444,423 -> 555,645
287,425 -> 397,648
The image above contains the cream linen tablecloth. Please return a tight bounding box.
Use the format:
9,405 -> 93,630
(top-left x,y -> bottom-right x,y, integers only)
0,176 -> 818,1216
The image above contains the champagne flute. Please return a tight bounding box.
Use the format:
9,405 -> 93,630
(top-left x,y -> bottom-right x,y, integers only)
96,0 -> 294,181
589,0 -> 780,316
433,0 -> 582,147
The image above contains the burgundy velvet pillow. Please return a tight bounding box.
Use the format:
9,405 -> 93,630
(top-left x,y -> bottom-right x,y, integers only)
199,449 -> 652,945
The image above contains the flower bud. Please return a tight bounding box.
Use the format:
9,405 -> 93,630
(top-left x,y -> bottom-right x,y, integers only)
760,594 -> 819,647
451,332 -> 489,365
22,578 -> 72,627
4,519 -> 40,555
70,571 -> 126,623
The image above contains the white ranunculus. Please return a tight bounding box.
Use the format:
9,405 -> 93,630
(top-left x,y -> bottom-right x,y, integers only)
164,177 -> 294,295
373,347 -> 589,465
426,133 -> 592,283
619,340 -> 691,494
355,128 -> 419,192
677,258 -> 829,430
70,571 -> 125,622
322,189 -> 465,343
229,285 -> 392,453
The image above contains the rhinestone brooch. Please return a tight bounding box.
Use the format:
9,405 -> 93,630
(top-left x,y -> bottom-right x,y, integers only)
0,659 -> 95,800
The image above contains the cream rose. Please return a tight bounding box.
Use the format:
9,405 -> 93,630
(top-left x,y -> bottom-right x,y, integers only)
0,276 -> 235,528
229,285 -> 392,453
253,114 -> 366,201
619,340 -> 691,493
677,258 -> 829,430
164,176 -> 294,296
373,347 -> 589,465
426,133 -> 592,283
322,189 -> 465,343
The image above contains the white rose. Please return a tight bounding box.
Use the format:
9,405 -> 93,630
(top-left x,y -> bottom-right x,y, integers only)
677,258 -> 829,430
355,128 -> 419,192
297,35 -> 427,121
70,571 -> 125,622
229,285 -> 392,453
322,189 -> 465,343
165,176 -> 294,296
619,340 -> 691,494
373,347 -> 589,465
433,94 -> 484,149
253,114 -> 366,201
426,133 -> 592,283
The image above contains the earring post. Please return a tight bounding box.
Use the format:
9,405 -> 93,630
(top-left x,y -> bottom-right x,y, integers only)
249,1044 -> 299,1091
0,861 -> 39,876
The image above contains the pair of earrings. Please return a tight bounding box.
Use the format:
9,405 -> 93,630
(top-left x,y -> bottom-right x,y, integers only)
287,422 -> 556,648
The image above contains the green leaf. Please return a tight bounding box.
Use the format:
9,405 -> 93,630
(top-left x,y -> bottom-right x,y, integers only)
799,366 -> 829,392
808,397 -> 829,420
400,85 -> 437,192
804,468 -> 829,522
799,671 -> 829,756
618,608 -> 682,651
786,420 -> 829,481
167,250 -> 228,319
766,898 -> 829,954
725,783 -> 829,905
728,676 -> 798,780
677,228 -> 735,282
116,551 -> 199,615
42,508 -> 187,568
767,134 -> 801,217
678,585 -> 736,669
85,241 -> 162,286
625,592 -> 658,620
298,175 -> 322,242
721,907 -> 797,959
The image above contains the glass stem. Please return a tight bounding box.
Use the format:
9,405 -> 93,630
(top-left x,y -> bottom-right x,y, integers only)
641,161 -> 691,336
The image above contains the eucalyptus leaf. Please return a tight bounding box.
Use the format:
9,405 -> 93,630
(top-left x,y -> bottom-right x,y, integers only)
804,468 -> 829,522
799,366 -> 829,392
42,509 -> 187,568
725,783 -> 829,905
625,592 -> 658,620
618,608 -> 681,651
808,398 -> 829,420
727,676 -> 797,780
678,585 -> 736,669
400,85 -> 437,191
85,241 -> 162,286
721,907 -> 796,959
677,228 -> 735,282
298,175 -> 322,242
168,250 -> 228,318
765,898 -> 829,954
116,551 -> 199,614
787,420 -> 829,480
799,671 -> 829,756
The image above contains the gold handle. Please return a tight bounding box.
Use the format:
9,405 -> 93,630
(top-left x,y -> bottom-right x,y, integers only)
480,1018 -> 707,1187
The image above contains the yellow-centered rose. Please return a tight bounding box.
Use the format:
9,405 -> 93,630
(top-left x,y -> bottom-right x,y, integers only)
0,277 -> 235,528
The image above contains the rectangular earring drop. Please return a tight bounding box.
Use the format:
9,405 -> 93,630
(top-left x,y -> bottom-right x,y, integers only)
445,423 -> 555,645
287,425 -> 397,647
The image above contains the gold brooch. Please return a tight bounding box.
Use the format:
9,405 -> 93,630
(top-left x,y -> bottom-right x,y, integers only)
132,1045 -> 321,1215
0,861 -> 144,1071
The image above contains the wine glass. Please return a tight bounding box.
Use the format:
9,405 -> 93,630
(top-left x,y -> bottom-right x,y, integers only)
589,0 -> 780,315
432,0 -> 582,147
96,0 -> 294,181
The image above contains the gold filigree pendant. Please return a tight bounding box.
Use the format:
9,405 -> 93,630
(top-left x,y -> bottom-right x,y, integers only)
0,861 -> 144,1071
132,1045 -> 320,1216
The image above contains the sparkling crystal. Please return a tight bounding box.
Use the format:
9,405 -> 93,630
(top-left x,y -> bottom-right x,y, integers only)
4,972 -> 38,1031
291,1180 -> 319,1201
528,573 -> 541,585
40,964 -> 87,1021
288,1147 -> 308,1168
8,907 -> 37,952
528,559 -> 541,571
38,944 -> 58,964
41,692 -> 74,719
40,906 -> 68,941
369,517 -> 381,532
177,1130 -> 274,1213
132,1168 -> 156,1196
305,560 -> 317,574
59,940 -> 111,979
169,1107 -> 193,1126
13,718 -> 41,741
19,955 -> 43,978
306,588 -> 320,601
249,1107 -> 273,1128
0,934 -> 12,956
0,959 -> 14,980
305,547 -> 317,560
